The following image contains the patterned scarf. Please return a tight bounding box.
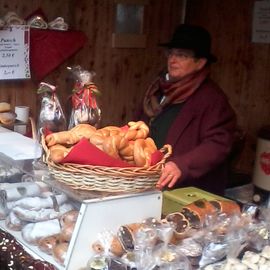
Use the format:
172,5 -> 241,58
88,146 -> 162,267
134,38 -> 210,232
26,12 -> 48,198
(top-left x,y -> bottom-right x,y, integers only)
143,66 -> 210,118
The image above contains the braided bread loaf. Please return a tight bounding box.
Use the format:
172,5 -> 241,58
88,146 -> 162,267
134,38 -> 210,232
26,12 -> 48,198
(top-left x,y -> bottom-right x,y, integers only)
88,121 -> 157,166
123,121 -> 149,140
45,121 -> 158,167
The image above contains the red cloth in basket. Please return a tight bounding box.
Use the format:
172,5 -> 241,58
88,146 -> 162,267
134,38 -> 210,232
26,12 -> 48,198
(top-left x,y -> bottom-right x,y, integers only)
61,138 -> 164,167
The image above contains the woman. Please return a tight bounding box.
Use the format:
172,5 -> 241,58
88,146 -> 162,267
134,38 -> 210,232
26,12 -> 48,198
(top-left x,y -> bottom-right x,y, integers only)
140,24 -> 236,195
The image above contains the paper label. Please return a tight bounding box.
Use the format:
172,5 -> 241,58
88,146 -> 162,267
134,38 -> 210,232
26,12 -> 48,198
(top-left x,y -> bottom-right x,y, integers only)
0,25 -> 31,79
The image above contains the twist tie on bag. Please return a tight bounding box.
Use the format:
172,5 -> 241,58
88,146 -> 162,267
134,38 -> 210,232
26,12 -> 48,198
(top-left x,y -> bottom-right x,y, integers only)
37,82 -> 58,112
37,82 -> 56,94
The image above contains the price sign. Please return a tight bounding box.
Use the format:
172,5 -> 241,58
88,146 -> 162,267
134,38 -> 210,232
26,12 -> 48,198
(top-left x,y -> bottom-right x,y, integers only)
0,25 -> 30,80
252,1 -> 270,43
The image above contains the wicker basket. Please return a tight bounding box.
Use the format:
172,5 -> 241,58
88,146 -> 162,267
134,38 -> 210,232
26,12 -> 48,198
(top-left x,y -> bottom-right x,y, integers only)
41,136 -> 172,193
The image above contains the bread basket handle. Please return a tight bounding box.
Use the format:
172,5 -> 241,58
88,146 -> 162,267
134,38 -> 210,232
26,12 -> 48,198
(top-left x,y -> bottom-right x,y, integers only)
159,144 -> 172,160
29,116 -> 37,141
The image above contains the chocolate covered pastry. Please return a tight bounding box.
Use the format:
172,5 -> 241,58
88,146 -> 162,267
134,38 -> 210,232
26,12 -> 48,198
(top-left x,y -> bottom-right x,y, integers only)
117,223 -> 142,252
165,212 -> 190,234
118,226 -> 135,252
180,199 -> 216,228
209,200 -> 241,216
180,208 -> 201,229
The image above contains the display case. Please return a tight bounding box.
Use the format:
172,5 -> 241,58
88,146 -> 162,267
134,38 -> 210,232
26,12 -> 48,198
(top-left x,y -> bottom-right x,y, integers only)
0,154 -> 162,270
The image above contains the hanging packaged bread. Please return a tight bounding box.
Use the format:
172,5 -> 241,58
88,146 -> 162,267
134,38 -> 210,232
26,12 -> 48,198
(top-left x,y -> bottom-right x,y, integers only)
41,121 -> 172,192
0,102 -> 17,126
67,65 -> 101,129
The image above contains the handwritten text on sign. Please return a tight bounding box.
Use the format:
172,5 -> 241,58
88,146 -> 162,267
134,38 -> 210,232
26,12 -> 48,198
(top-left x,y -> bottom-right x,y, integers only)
252,1 -> 270,43
0,25 -> 30,80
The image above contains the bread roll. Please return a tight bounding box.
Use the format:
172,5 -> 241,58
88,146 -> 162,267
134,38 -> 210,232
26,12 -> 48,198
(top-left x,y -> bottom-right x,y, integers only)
49,144 -> 72,163
38,234 -> 62,255
60,210 -> 79,226
0,102 -> 11,112
0,111 -> 16,125
59,222 -> 75,242
45,123 -> 96,147
52,242 -> 69,265
92,236 -> 125,257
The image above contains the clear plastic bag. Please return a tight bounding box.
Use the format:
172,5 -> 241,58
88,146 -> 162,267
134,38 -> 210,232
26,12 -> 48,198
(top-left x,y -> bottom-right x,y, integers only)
88,230 -> 127,270
68,65 -> 101,128
199,211 -> 250,268
135,221 -> 192,270
37,82 -> 67,136
152,243 -> 192,270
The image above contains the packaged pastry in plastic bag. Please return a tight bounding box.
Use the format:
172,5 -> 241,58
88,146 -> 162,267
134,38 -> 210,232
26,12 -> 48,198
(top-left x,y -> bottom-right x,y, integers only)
132,226 -> 157,270
68,66 -> 101,129
37,82 -> 67,136
150,222 -> 192,270
199,212 -> 249,268
89,230 -> 127,270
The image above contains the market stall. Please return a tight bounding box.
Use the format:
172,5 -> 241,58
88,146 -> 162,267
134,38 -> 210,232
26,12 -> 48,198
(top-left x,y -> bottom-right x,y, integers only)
1,4 -> 270,270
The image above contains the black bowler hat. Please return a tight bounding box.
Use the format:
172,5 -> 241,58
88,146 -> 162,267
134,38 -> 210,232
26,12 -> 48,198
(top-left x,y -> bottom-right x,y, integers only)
160,24 -> 217,63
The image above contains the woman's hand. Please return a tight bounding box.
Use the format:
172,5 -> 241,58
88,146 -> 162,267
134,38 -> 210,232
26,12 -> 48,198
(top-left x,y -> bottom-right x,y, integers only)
156,161 -> 182,189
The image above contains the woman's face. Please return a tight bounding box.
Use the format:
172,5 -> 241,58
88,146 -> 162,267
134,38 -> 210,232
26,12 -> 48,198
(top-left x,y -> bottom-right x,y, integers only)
166,48 -> 207,80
